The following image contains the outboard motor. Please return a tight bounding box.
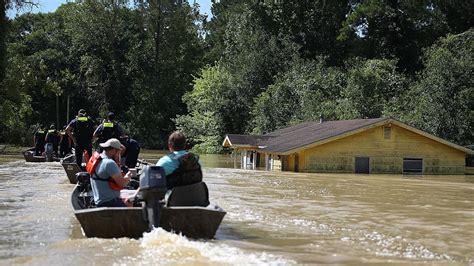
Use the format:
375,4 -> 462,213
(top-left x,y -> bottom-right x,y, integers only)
75,172 -> 91,191
139,165 -> 167,230
44,143 -> 54,162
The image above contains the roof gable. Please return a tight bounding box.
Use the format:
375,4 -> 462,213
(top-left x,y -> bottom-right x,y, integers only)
223,134 -> 274,148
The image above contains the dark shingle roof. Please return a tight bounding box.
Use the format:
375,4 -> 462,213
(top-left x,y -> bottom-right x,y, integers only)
260,118 -> 387,153
224,134 -> 274,147
224,118 -> 474,155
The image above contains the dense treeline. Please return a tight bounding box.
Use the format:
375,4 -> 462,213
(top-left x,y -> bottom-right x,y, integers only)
0,0 -> 472,151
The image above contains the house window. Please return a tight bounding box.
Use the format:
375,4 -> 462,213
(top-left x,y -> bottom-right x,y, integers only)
403,158 -> 423,174
355,157 -> 370,174
383,126 -> 391,139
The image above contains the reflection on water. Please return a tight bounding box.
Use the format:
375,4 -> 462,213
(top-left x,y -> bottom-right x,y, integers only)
0,154 -> 472,265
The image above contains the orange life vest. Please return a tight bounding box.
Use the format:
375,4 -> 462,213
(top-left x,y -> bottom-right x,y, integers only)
86,151 -> 125,191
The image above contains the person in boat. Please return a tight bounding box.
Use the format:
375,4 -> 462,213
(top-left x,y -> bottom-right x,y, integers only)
90,138 -> 132,207
66,109 -> 95,168
33,125 -> 46,156
156,131 -> 202,189
45,124 -> 60,157
59,125 -> 72,158
92,112 -> 126,149
120,136 -> 141,168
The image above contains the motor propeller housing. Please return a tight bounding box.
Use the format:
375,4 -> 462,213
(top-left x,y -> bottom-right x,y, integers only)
139,165 -> 167,230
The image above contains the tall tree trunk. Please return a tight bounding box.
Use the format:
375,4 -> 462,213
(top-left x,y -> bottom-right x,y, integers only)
149,0 -> 161,79
0,0 -> 7,85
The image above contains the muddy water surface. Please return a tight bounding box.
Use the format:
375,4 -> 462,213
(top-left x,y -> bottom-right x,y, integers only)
0,152 -> 473,265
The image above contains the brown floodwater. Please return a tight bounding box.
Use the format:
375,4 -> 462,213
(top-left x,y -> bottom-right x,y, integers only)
0,151 -> 473,265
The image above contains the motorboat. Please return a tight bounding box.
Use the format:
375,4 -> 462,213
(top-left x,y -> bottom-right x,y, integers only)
23,147 -> 46,162
71,166 -> 226,239
60,154 -> 81,184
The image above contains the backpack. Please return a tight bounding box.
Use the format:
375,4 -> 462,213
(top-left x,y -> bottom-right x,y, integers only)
86,151 -> 124,191
166,153 -> 203,189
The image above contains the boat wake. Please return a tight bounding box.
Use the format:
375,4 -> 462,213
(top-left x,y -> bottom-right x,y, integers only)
126,227 -> 296,265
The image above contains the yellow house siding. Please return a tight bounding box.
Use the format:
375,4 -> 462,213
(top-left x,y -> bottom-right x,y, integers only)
299,125 -> 465,174
283,154 -> 296,171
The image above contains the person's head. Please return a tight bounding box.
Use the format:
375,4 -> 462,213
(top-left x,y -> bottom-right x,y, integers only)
107,112 -> 115,121
99,138 -> 123,158
78,109 -> 86,117
168,131 -> 186,151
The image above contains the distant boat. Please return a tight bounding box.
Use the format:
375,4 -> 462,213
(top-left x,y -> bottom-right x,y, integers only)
23,148 -> 46,162
60,154 -> 81,184
24,144 -> 62,163
71,166 -> 226,239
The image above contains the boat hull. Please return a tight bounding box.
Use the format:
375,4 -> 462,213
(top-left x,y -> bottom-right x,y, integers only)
23,148 -> 46,162
61,154 -> 80,184
71,185 -> 226,239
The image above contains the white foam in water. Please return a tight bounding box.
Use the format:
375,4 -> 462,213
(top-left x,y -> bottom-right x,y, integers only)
131,228 -> 295,265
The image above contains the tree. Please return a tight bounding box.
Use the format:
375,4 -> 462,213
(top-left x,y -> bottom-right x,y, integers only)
251,58 -> 345,134
256,0 -> 350,65
338,0 -> 450,73
174,64 -> 231,152
337,58 -> 408,119
127,0 -> 206,147
387,30 -> 473,145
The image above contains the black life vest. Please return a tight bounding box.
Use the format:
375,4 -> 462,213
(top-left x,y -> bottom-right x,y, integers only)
34,130 -> 46,144
166,153 -> 203,189
98,121 -> 116,143
75,116 -> 93,143
46,129 -> 60,145
59,131 -> 69,147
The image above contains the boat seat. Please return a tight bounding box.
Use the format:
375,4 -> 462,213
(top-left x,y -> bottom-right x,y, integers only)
165,182 -> 210,207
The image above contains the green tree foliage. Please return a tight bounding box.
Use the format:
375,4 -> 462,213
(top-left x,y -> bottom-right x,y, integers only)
338,58 -> 408,119
127,0 -> 205,148
256,0 -> 349,65
251,58 -> 345,134
3,0 -> 204,147
175,64 -> 230,152
339,0 -> 450,72
1,0 -> 472,151
387,30 -> 473,145
176,3 -> 299,150
0,0 -> 38,143
220,4 -> 299,133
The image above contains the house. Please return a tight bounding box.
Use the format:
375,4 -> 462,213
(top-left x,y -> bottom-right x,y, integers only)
222,118 -> 473,175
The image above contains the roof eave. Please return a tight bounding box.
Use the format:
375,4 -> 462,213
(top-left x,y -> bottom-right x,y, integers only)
262,118 -> 391,155
260,118 -> 474,155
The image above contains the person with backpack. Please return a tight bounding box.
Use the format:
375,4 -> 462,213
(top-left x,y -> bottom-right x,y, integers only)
156,131 -> 202,189
87,138 -> 132,207
66,109 -> 95,168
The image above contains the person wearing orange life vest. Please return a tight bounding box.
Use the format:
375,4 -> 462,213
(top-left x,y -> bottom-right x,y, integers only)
89,138 -> 132,207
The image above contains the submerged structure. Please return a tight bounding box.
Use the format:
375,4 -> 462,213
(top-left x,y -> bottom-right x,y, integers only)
223,118 -> 473,175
